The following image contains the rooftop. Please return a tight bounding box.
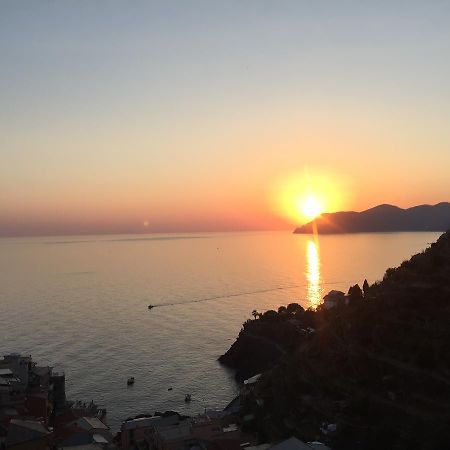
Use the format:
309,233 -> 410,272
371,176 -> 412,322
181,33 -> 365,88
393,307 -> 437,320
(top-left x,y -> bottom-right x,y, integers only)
122,414 -> 180,431
7,419 -> 50,446
323,290 -> 346,300
58,444 -> 101,450
244,374 -> 262,385
81,416 -> 108,430
270,437 -> 315,450
9,419 -> 50,434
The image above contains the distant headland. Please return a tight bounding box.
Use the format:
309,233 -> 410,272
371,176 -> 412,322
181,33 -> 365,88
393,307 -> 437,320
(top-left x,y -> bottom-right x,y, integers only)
294,202 -> 450,234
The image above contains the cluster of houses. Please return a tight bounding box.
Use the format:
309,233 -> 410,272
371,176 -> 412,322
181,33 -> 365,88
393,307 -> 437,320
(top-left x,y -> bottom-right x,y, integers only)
0,353 -> 331,450
119,412 -> 253,450
238,375 -> 332,450
118,412 -> 330,450
0,353 -> 114,450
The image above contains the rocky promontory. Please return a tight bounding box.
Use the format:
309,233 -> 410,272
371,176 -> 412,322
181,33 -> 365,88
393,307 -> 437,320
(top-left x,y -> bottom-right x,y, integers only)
219,304 -> 315,380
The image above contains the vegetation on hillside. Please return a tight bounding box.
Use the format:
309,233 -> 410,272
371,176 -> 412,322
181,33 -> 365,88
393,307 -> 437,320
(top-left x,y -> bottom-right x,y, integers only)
222,231 -> 450,449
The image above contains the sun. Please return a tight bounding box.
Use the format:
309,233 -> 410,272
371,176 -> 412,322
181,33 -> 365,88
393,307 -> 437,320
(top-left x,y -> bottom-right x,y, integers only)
300,195 -> 323,221
269,170 -> 348,226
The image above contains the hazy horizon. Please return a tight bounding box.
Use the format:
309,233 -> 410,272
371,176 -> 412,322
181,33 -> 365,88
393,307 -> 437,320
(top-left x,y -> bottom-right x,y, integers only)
1,201 -> 448,238
2,2 -> 450,236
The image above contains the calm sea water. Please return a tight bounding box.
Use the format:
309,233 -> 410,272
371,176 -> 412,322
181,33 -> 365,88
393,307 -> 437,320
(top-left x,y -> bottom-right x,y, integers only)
0,231 -> 440,430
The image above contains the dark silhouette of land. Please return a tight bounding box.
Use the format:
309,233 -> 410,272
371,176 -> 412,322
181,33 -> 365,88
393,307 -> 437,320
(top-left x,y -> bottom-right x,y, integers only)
294,202 -> 450,234
221,230 -> 450,449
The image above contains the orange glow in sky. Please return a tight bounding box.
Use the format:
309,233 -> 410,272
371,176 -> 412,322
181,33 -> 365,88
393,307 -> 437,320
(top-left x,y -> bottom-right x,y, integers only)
270,171 -> 348,226
1,2 -> 449,236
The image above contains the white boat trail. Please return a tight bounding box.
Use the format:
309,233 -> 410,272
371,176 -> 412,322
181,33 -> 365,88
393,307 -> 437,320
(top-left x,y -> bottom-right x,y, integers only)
149,279 -> 360,308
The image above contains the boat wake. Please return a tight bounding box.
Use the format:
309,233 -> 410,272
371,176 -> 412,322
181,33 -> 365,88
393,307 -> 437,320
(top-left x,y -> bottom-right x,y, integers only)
148,279 -> 360,309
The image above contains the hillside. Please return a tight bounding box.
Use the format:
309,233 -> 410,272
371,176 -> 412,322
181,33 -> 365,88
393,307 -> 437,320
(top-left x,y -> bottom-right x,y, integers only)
221,231 -> 450,449
293,202 -> 450,234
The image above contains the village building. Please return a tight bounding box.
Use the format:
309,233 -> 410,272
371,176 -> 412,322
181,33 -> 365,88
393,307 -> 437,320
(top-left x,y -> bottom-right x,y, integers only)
258,437 -> 332,450
0,354 -> 115,450
120,415 -> 181,449
120,413 -> 256,450
322,291 -> 347,310
5,418 -> 52,450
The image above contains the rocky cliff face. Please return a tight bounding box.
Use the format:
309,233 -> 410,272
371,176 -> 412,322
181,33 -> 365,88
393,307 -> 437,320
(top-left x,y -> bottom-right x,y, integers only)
219,329 -> 285,381
219,305 -> 315,380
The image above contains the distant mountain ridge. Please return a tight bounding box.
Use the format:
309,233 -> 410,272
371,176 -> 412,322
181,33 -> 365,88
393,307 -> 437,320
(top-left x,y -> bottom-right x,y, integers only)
294,202 -> 450,234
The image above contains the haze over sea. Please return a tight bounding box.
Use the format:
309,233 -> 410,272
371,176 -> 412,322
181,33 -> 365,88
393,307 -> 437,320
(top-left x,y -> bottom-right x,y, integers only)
0,231 -> 440,430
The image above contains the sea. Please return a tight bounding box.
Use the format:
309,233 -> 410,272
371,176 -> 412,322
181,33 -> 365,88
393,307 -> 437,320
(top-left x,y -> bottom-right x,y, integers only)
0,231 -> 441,431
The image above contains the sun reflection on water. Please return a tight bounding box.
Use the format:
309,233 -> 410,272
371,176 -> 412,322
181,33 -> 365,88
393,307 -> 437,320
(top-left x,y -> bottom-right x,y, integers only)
306,239 -> 322,308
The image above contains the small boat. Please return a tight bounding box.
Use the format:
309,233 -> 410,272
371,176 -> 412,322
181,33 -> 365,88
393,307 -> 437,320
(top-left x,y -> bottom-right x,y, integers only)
185,394 -> 191,403
148,305 -> 154,310
127,377 -> 135,386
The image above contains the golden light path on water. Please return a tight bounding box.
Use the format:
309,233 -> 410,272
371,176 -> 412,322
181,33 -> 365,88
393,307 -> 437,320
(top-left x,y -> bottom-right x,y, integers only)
306,239 -> 322,308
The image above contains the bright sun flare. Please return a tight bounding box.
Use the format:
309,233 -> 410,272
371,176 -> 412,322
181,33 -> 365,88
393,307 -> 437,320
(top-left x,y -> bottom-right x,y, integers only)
270,171 -> 347,225
300,195 -> 323,220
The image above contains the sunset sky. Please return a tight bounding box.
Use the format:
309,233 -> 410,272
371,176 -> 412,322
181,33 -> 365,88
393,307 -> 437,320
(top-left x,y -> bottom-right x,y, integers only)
1,1 -> 449,236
